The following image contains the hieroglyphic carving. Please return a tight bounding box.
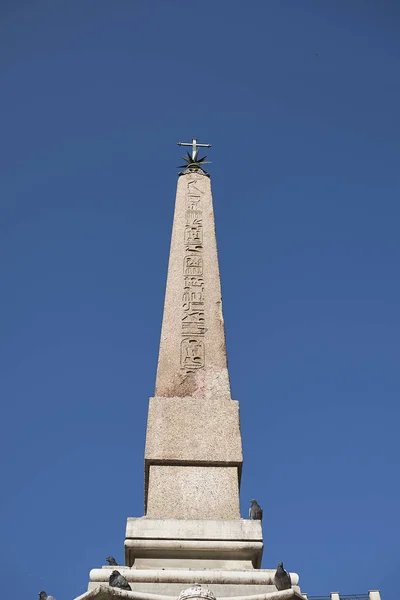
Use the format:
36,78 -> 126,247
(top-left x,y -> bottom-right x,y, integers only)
181,338 -> 205,369
184,256 -> 203,275
186,209 -> 202,224
181,179 -> 205,373
184,276 -> 204,288
185,224 -> 203,252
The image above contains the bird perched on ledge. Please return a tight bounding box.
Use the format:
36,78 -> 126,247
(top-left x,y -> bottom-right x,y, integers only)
106,556 -> 119,566
109,570 -> 132,590
39,592 -> 56,600
249,499 -> 263,520
274,562 -> 292,590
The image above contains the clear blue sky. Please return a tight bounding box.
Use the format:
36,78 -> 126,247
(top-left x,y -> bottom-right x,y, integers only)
1,2 -> 399,599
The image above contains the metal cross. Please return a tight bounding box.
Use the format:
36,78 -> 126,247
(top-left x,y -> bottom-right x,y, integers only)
177,137 -> 211,161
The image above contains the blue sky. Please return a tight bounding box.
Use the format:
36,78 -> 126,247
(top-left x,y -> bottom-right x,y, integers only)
1,1 -> 399,599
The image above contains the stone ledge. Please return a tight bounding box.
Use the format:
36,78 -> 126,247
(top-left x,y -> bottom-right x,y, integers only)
124,539 -> 262,554
77,585 -> 304,600
126,518 -> 262,540
124,518 -> 263,569
89,568 -> 299,587
124,539 -> 262,569
87,583 -> 302,598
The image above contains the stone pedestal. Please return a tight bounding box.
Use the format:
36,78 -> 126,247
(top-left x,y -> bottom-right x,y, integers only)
82,518 -> 303,598
86,567 -> 302,598
77,586 -> 304,600
124,518 -> 263,570
144,397 -> 243,518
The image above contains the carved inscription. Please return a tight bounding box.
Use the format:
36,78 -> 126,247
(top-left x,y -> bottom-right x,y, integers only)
181,179 -> 205,373
184,257 -> 203,275
181,338 -> 205,370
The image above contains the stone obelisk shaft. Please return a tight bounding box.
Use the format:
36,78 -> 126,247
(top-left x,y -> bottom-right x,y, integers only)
144,170 -> 243,519
155,171 -> 230,400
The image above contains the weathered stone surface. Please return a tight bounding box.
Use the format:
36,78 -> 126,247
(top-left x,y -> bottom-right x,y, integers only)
145,172 -> 243,519
132,558 -> 256,570
78,585 -> 304,600
85,583 -> 303,598
88,570 -> 274,585
88,568 -> 300,586
126,517 -> 262,540
124,518 -> 263,569
146,465 -> 240,519
145,396 -> 242,464
155,172 -> 231,400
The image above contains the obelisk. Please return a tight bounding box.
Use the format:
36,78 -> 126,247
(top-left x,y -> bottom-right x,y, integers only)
144,141 -> 243,520
155,157 -> 231,401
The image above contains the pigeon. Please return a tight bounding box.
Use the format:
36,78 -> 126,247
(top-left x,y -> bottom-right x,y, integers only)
39,592 -> 56,600
249,499 -> 263,521
274,562 -> 292,591
109,570 -> 132,591
106,556 -> 119,566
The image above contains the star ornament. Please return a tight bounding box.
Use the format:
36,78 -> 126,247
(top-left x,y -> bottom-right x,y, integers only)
178,150 -> 210,169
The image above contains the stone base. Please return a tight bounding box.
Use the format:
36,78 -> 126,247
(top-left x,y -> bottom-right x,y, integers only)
124,518 -> 263,570
78,585 -> 304,600
146,466 -> 240,520
86,581 -> 302,598
84,518 -> 303,599
144,397 -> 243,517
145,398 -> 243,466
87,569 -> 301,598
